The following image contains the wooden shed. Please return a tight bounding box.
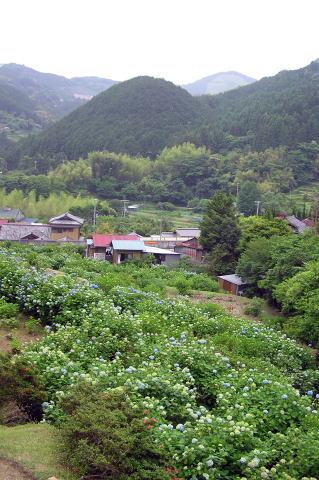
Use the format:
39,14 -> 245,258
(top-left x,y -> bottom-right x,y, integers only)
217,274 -> 247,295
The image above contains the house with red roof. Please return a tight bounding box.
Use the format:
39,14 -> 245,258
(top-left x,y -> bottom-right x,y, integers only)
86,233 -> 180,264
87,234 -> 140,260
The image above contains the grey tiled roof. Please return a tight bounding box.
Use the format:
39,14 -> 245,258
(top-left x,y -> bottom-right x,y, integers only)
0,224 -> 51,241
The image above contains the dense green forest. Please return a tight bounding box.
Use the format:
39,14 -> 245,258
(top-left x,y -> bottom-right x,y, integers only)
197,59 -> 319,151
2,142 -> 318,209
0,61 -> 319,210
3,60 -> 319,169
7,77 -> 209,166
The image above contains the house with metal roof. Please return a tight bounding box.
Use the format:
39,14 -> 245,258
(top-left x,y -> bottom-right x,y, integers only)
174,237 -> 204,263
217,274 -> 247,295
87,234 -> 180,264
111,239 -> 145,264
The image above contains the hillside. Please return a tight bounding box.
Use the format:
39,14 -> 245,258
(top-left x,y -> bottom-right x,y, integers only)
0,63 -> 117,119
0,80 -> 43,140
199,60 -> 319,150
183,71 -> 256,95
11,76 -> 210,164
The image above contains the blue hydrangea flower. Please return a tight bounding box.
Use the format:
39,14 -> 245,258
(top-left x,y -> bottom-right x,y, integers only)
176,423 -> 185,431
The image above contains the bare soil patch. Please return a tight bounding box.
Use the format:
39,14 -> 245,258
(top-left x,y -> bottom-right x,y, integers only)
0,457 -> 36,480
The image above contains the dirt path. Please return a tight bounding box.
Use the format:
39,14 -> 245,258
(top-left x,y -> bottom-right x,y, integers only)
0,458 -> 36,480
191,292 -> 254,319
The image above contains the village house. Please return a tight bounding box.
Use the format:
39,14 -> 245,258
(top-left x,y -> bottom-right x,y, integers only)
87,233 -> 180,265
0,212 -> 84,243
174,237 -> 204,263
0,223 -> 51,242
48,212 -> 84,241
144,227 -> 201,249
0,207 -> 24,222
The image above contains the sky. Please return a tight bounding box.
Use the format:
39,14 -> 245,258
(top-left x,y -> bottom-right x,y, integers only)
1,0 -> 319,84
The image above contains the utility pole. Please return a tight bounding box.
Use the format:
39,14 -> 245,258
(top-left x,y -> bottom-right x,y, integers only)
159,204 -> 163,243
93,199 -> 98,227
255,200 -> 261,216
121,200 -> 129,218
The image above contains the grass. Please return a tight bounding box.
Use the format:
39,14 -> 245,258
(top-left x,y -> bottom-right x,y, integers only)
287,180 -> 319,210
0,424 -> 76,480
130,203 -> 201,228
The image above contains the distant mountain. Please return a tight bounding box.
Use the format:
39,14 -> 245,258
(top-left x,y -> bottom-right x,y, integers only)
11,76 -> 210,168
198,60 -> 319,151
183,71 -> 256,95
0,64 -> 118,120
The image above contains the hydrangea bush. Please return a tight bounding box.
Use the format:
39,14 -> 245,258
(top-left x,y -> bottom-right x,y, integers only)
0,245 -> 319,479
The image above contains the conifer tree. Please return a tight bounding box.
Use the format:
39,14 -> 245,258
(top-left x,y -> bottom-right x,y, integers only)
200,191 -> 240,275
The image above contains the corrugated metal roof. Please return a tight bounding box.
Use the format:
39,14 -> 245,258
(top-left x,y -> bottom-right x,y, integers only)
92,234 -> 139,247
144,246 -> 180,255
112,240 -> 145,251
175,228 -> 200,238
217,274 -> 246,286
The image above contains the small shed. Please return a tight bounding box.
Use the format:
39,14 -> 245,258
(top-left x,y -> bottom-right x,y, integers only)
218,274 -> 247,295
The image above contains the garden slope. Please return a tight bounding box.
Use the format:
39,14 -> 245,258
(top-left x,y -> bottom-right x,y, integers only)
1,245 -> 319,478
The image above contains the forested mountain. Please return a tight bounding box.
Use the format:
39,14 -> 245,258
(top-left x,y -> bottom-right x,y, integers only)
3,60 -> 319,185
0,64 -> 117,119
0,79 -> 43,140
183,71 -> 256,95
9,76 -> 210,167
197,60 -> 319,151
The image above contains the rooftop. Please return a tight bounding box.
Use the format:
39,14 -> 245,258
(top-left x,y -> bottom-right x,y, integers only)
112,240 -> 145,251
218,274 -> 246,286
0,224 -> 51,241
144,245 -> 180,255
91,233 -> 140,248
49,212 -> 84,225
0,208 -> 23,219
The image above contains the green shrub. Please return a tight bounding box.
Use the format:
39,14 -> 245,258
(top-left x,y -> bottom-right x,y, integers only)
173,276 -> 190,295
0,354 -> 46,421
59,384 -> 170,480
198,302 -> 226,317
0,299 -> 19,319
0,317 -> 19,329
244,296 -> 263,316
25,317 -> 42,334
188,273 -> 218,292
10,336 -> 22,354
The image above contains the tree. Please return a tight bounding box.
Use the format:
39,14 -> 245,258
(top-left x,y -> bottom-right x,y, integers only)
239,215 -> 291,252
236,237 -> 274,293
200,191 -> 240,275
237,181 -> 261,216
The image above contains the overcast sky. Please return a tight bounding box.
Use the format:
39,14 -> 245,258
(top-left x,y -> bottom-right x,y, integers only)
1,0 -> 318,84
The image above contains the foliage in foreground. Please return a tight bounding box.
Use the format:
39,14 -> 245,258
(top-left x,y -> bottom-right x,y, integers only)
0,244 -> 319,479
59,384 -> 169,480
